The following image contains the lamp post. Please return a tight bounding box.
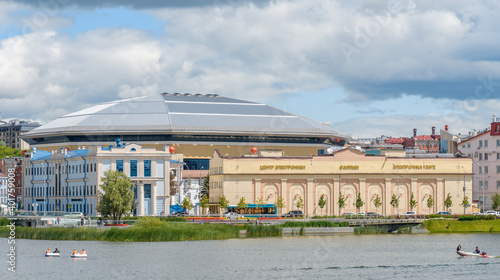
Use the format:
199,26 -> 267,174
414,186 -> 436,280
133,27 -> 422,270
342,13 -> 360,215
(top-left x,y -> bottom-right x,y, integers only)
199,166 -> 204,216
460,166 -> 466,214
475,163 -> 484,213
339,162 -> 342,216
393,164 -> 399,219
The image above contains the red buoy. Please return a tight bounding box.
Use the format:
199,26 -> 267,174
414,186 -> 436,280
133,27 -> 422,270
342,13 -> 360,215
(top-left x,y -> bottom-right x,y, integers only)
251,147 -> 258,154
169,146 -> 175,153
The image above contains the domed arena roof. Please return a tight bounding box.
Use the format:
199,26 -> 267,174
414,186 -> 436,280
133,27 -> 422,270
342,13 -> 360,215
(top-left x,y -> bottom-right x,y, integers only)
24,93 -> 349,143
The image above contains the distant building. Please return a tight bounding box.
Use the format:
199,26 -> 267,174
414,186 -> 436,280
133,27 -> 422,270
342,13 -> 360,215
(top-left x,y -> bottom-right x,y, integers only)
0,118 -> 40,150
458,116 -> 500,212
0,158 -> 23,208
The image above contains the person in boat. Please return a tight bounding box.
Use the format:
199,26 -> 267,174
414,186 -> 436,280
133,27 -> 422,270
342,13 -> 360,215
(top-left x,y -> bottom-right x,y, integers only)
457,244 -> 461,252
474,246 -> 480,254
81,249 -> 86,255
46,248 -> 50,254
53,248 -> 60,253
73,249 -> 77,255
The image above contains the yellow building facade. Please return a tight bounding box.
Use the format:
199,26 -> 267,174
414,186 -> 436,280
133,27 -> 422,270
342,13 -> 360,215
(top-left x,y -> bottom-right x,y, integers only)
209,148 -> 473,216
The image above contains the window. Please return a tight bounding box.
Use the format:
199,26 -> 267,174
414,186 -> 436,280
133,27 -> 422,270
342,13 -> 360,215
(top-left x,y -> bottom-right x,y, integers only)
485,181 -> 489,189
485,153 -> 489,161
130,160 -> 137,177
497,166 -> 500,174
485,166 -> 489,174
497,139 -> 500,147
144,160 -> 151,177
468,143 -> 471,148
462,144 -> 466,149
479,140 -> 483,147
479,153 -> 482,161
116,160 -> 124,173
497,181 -> 500,189
498,153 -> 500,160
485,140 -> 488,147
479,166 -> 482,174
496,125 -> 499,133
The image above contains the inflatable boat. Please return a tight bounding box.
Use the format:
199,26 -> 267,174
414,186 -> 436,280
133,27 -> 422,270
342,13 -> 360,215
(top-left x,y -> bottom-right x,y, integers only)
457,250 -> 488,258
71,253 -> 88,258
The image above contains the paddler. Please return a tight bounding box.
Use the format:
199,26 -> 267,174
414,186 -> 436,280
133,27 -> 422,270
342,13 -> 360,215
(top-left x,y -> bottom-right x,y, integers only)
456,244 -> 461,252
81,249 -> 86,255
73,249 -> 77,255
46,248 -> 50,254
53,248 -> 60,253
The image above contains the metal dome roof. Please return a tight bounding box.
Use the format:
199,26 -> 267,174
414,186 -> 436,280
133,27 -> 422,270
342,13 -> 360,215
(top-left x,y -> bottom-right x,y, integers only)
24,93 -> 349,140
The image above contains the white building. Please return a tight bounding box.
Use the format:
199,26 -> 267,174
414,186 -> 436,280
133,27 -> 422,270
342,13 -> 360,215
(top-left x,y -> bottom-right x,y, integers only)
458,116 -> 500,212
22,141 -> 183,216
0,172 -> 7,206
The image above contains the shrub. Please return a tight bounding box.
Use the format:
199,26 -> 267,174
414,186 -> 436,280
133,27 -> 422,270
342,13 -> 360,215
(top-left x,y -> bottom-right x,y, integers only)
0,218 -> 11,226
281,221 -> 349,228
246,225 -> 282,236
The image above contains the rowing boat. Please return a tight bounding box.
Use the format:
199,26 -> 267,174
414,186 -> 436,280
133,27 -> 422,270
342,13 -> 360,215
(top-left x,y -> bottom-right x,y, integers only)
457,250 -> 488,258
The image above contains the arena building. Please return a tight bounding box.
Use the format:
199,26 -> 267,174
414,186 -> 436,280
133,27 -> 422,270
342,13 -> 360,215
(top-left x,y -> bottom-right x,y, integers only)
209,148 -> 474,216
23,93 -> 350,171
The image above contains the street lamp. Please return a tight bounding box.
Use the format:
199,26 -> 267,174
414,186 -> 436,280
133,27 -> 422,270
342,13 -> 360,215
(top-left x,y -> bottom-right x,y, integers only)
393,164 -> 400,219
460,166 -> 466,214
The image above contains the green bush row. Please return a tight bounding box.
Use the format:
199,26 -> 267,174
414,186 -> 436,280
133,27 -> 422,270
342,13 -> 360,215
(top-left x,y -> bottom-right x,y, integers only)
458,215 -> 496,221
246,225 -> 282,236
0,217 -> 12,226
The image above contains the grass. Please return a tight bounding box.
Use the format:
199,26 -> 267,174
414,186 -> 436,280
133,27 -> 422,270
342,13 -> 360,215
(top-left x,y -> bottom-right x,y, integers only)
0,220 -> 241,242
423,219 -> 500,233
246,225 -> 282,236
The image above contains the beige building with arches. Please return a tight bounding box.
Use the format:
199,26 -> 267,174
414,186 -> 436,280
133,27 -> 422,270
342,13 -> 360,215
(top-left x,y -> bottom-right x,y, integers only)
209,148 -> 473,216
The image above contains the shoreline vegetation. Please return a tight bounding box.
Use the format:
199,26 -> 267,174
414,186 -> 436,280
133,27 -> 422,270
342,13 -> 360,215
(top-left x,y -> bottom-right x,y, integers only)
1,217 -> 499,241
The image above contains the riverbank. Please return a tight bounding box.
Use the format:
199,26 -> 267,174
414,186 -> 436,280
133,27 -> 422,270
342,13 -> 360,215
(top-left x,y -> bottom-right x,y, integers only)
423,219 -> 500,233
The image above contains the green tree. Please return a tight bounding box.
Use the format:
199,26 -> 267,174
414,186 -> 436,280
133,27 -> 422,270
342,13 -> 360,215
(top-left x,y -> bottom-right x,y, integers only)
0,145 -> 22,159
354,193 -> 364,213
492,193 -> 500,211
169,170 -> 177,196
409,192 -> 417,211
237,197 -> 248,211
276,196 -> 285,215
318,194 -> 327,216
444,193 -> 453,212
390,194 -> 399,216
372,194 -> 382,215
200,177 -> 210,199
217,195 -> 229,216
295,196 -> 304,212
426,194 -> 434,215
199,195 -> 209,216
180,197 -> 193,212
96,170 -> 135,223
459,195 -> 470,214
338,192 -> 346,215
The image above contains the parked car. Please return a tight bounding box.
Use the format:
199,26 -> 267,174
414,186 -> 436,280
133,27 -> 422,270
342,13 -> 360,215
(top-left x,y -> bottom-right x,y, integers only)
404,211 -> 417,218
484,210 -> 498,217
224,212 -> 243,219
342,212 -> 355,217
282,210 -> 303,218
366,212 -> 383,218
435,211 -> 452,215
174,211 -> 189,217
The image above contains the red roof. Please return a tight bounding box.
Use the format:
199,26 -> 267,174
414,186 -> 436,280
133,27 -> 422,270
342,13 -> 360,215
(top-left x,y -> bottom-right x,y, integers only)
414,135 -> 440,141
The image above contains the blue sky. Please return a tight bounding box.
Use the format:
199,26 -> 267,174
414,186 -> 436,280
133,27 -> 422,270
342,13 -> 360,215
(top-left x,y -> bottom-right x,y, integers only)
1,0 -> 500,137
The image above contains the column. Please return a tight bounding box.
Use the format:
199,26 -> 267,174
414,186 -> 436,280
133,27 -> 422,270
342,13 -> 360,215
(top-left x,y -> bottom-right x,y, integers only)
138,182 -> 144,216
281,179 -> 287,215
151,182 -> 157,216
436,178 -> 443,212
411,179 -> 417,212
307,179 -> 314,217
254,179 -> 261,203
359,179 -> 366,212
385,178 -> 392,216
333,178 -> 339,216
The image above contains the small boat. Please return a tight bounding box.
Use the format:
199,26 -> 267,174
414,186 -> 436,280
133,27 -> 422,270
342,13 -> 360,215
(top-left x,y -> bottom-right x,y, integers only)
45,252 -> 60,257
457,250 -> 489,258
71,253 -> 87,258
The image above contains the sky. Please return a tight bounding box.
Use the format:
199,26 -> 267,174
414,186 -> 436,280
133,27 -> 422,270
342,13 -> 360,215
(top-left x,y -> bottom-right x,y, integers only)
1,0 -> 500,138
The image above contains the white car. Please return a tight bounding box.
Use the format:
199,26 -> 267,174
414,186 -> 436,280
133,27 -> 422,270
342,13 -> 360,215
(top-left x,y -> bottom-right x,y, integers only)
224,212 -> 243,219
484,210 -> 500,217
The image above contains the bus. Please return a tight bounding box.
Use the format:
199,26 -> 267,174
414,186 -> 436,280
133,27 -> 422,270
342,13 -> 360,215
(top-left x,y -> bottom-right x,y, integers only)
226,204 -> 278,218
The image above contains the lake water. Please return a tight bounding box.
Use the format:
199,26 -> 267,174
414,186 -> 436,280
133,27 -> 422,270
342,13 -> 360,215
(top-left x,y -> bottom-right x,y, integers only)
2,233 -> 500,279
